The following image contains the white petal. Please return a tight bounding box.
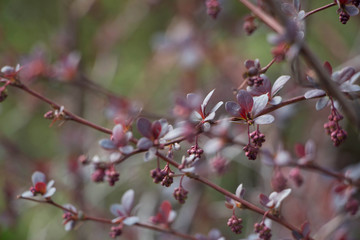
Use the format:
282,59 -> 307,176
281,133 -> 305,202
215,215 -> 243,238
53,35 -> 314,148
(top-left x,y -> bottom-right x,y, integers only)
32,171 -> 46,185
315,97 -> 330,111
269,96 -> 282,105
209,101 -> 223,114
235,184 -> 245,198
168,210 -> 177,223
64,221 -> 74,231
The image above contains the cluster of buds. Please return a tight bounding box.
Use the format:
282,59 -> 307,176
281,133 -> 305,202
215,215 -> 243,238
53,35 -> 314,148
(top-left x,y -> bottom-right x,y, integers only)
227,215 -> 243,234
91,163 -> 120,186
345,197 -> 359,215
243,15 -> 257,35
105,165 -> 120,186
187,145 -> 204,159
335,0 -> 360,24
250,130 -> 265,147
339,10 -> 350,24
109,224 -> 123,238
271,168 -> 288,192
324,107 -> 347,146
150,164 -> 174,187
243,59 -> 264,87
289,167 -> 303,187
206,0 -> 221,19
210,154 -> 228,175
254,222 -> 272,240
173,186 -> 188,204
243,144 -> 259,160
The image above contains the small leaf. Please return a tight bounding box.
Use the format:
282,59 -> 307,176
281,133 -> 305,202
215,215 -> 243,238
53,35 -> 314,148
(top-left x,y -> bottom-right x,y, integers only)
271,75 -> 290,97
163,127 -> 184,140
350,72 -> 360,84
340,82 -> 360,92
204,111 -> 216,122
338,66 -> 356,84
123,216 -> 139,226
236,90 -> 253,113
252,94 -> 268,116
294,0 -> 300,11
112,124 -> 124,143
120,145 -> 134,155
137,137 -> 153,150
345,5 -> 359,16
254,114 -> 274,124
304,89 -> 325,99
315,96 -> 330,110
32,171 -> 46,185
99,139 -> 117,150
21,191 -> 34,197
144,147 -> 157,162
209,101 -> 223,114
269,96 -> 282,105
110,204 -> 126,217
43,187 -> 56,198
201,89 -> 215,114
235,184 -> 245,198
137,118 -> 152,139
122,189 -> 135,214
225,101 -> 241,117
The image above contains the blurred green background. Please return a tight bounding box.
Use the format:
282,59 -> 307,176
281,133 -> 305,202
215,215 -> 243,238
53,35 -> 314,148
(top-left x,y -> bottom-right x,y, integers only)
0,0 -> 360,239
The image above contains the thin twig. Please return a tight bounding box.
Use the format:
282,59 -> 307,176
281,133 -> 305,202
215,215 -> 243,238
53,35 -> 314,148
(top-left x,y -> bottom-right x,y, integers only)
304,3 -> 337,19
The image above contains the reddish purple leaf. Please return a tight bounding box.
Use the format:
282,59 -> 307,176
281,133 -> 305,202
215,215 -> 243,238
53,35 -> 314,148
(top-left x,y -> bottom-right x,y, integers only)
323,61 -> 332,75
137,118 -> 152,139
249,76 -> 271,96
236,90 -> 253,113
159,200 -> 172,222
294,143 -> 305,158
151,121 -> 162,139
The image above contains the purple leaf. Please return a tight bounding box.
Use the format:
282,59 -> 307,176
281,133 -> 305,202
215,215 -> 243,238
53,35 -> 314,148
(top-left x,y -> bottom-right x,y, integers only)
252,94 -> 268,116
255,114 -> 274,124
122,189 -> 135,215
315,96 -> 330,110
99,139 -> 117,150
186,93 -> 202,109
159,201 -> 171,222
137,137 -> 153,150
271,75 -> 290,97
345,5 -> 359,16
301,221 -> 310,237
225,101 -> 241,117
137,118 -> 152,139
236,90 -> 253,113
32,171 -> 46,185
259,193 -> 270,207
304,89 -> 325,99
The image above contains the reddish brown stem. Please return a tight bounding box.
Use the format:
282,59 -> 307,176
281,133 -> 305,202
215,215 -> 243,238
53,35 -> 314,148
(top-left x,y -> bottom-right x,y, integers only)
12,82 -> 113,135
304,3 -> 337,19
18,196 -> 196,240
155,152 -> 308,238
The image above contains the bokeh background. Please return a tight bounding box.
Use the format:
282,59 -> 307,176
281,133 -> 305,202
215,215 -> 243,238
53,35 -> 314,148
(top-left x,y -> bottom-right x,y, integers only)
0,0 -> 360,239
